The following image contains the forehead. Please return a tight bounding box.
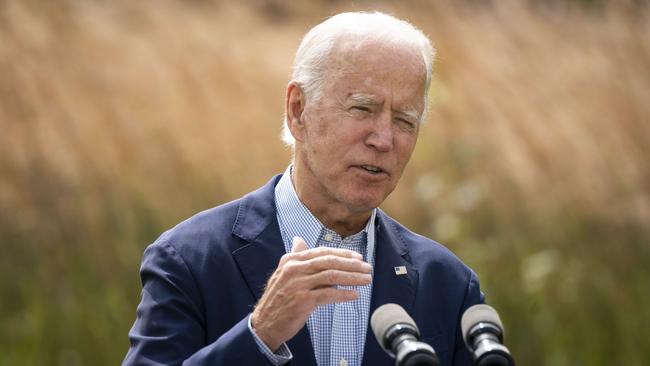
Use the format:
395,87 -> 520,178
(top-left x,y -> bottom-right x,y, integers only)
323,39 -> 426,109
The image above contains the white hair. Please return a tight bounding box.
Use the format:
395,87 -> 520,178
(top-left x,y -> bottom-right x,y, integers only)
281,11 -> 436,146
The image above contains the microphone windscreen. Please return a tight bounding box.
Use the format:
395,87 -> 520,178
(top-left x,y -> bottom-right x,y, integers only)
461,304 -> 504,342
371,303 -> 418,349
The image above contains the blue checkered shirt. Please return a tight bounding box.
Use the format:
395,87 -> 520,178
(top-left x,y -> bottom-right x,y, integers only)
249,167 -> 376,366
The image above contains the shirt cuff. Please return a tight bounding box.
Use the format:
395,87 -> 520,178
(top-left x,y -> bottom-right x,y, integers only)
248,314 -> 293,365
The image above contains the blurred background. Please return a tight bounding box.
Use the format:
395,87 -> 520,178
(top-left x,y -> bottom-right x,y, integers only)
1,0 -> 649,365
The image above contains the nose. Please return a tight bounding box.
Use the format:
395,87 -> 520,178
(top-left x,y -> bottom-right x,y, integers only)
365,112 -> 393,152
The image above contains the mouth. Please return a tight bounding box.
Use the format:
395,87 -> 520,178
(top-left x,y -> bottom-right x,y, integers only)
358,164 -> 387,175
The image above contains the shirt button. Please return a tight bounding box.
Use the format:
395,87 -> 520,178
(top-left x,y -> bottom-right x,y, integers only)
339,359 -> 348,366
324,233 -> 333,241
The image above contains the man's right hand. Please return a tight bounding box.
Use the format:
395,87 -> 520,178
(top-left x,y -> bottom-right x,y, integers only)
250,236 -> 372,352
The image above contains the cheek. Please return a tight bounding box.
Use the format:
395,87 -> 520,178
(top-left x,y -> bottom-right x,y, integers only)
396,132 -> 418,152
307,115 -> 342,145
395,137 -> 418,166
318,123 -> 361,150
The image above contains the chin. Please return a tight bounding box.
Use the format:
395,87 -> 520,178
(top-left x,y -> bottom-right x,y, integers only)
343,193 -> 387,213
334,183 -> 393,212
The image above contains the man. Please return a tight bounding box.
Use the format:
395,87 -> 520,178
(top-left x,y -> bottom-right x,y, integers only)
124,11 -> 483,366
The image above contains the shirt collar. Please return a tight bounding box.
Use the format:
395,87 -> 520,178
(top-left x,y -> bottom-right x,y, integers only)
274,165 -> 376,253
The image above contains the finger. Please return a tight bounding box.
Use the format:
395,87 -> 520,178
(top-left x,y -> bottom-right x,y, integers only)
291,236 -> 308,253
279,237 -> 309,266
311,287 -> 359,305
303,255 -> 372,274
307,270 -> 372,287
292,246 -> 363,261
279,254 -> 371,280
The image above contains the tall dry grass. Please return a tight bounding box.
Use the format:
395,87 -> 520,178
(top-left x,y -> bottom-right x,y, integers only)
0,0 -> 648,365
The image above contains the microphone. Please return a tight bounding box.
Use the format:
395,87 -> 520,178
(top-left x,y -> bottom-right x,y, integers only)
371,303 -> 440,366
461,304 -> 515,366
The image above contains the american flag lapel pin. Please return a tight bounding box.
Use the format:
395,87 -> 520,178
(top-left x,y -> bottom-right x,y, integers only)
394,266 -> 407,275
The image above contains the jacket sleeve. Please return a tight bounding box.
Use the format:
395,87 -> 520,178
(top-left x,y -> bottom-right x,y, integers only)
123,240 -> 272,366
452,270 -> 485,366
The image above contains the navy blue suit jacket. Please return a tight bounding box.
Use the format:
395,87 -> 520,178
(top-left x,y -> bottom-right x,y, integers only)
124,174 -> 484,366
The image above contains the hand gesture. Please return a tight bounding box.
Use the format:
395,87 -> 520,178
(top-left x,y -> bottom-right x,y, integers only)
250,236 -> 372,351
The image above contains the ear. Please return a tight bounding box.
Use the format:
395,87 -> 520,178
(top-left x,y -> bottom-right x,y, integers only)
285,81 -> 307,143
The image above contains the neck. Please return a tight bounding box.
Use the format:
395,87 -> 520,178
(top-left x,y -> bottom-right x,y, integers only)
290,163 -> 372,238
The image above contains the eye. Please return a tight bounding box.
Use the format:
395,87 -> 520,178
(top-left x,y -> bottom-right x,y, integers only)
396,118 -> 416,129
351,106 -> 371,113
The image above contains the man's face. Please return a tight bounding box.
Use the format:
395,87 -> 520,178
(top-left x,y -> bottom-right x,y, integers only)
295,41 -> 426,215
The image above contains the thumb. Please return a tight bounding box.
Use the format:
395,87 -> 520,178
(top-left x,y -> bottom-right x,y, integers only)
291,236 -> 308,253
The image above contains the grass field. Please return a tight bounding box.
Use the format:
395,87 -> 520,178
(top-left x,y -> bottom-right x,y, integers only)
1,0 -> 649,365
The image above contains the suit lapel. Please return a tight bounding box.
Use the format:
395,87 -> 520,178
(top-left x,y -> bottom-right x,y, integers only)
230,175 -> 317,366
231,218 -> 285,301
363,211 -> 419,365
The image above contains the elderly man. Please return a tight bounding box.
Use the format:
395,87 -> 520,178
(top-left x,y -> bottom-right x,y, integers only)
124,11 -> 483,366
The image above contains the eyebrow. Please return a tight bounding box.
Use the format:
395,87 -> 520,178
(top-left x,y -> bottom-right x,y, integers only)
396,108 -> 421,122
348,93 -> 380,106
347,93 -> 421,121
